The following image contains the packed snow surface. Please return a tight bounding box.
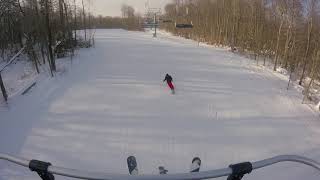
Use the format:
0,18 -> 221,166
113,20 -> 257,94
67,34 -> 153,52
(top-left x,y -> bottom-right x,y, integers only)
1,29 -> 320,180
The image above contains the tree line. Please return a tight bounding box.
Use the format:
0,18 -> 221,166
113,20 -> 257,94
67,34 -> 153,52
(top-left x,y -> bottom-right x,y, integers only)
0,1 -> 143,102
91,5 -> 143,31
162,0 -> 320,93
1,0 -> 97,75
0,1 -> 142,77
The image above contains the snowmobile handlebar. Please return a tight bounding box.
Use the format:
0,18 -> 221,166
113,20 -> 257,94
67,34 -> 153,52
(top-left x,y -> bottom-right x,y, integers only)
0,153 -> 320,180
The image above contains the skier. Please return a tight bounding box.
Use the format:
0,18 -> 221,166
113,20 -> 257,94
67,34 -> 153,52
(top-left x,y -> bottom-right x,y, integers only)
163,74 -> 175,94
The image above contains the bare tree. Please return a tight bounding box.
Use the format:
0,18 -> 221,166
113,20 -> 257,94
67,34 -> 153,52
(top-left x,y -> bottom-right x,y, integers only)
299,0 -> 317,85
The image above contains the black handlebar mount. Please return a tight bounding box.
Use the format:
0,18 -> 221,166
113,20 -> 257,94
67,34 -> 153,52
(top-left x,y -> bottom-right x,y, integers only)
29,160 -> 55,180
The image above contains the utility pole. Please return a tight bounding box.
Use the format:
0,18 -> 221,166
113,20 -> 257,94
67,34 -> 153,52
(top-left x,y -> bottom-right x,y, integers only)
154,13 -> 157,37
144,7 -> 161,37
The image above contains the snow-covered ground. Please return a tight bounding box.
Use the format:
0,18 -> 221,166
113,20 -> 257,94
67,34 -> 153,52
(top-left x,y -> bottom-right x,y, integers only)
0,48 -> 74,103
1,29 -> 320,180
0,54 -> 37,99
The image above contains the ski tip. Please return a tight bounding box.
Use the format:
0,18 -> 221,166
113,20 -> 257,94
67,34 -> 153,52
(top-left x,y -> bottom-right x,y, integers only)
159,166 -> 168,174
127,156 -> 138,175
127,156 -> 137,166
127,156 -> 136,161
127,156 -> 137,164
191,157 -> 201,173
158,166 -> 166,170
192,157 -> 201,165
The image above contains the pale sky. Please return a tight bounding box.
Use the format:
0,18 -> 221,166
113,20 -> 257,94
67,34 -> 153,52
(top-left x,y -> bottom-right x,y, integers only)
85,0 -> 172,17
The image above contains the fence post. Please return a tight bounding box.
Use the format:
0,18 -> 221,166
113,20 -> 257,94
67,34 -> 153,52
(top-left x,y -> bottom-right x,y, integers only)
0,73 -> 8,101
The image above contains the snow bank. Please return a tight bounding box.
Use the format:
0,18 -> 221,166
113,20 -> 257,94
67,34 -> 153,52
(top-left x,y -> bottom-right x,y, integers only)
276,67 -> 288,75
0,55 -> 37,98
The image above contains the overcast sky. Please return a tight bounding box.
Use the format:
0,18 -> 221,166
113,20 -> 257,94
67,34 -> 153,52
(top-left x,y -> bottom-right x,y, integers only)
86,0 -> 172,17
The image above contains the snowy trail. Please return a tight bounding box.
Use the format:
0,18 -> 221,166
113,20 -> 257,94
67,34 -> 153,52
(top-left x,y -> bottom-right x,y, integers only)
1,29 -> 320,180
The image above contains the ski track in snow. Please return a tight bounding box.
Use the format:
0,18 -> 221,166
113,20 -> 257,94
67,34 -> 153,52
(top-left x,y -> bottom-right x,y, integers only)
0,29 -> 320,180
